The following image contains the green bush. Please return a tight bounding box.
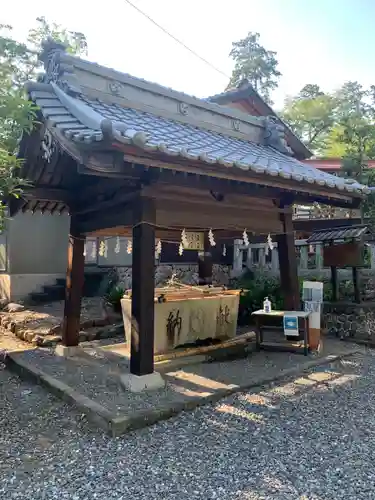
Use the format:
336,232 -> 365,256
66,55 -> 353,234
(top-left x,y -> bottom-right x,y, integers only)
104,285 -> 125,313
233,271 -> 284,325
233,271 -> 334,325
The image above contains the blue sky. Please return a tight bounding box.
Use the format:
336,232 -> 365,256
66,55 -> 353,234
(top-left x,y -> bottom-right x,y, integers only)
2,0 -> 375,108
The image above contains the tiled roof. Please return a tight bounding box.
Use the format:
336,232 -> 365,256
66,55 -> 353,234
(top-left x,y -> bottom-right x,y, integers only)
307,225 -> 373,243
27,80 -> 369,197
207,83 -> 313,160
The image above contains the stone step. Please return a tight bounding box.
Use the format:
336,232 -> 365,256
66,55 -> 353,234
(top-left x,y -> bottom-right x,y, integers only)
27,268 -> 110,304
28,291 -> 52,304
42,284 -> 66,301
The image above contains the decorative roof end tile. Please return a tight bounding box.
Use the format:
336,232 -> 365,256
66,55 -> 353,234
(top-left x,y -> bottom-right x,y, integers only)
38,38 -> 81,97
263,116 -> 294,157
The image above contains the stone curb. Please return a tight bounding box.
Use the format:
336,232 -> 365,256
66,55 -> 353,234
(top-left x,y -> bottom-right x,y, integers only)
6,348 -> 361,437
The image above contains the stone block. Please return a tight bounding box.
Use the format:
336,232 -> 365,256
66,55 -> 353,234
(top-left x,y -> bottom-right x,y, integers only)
119,372 -> 165,392
54,345 -> 83,357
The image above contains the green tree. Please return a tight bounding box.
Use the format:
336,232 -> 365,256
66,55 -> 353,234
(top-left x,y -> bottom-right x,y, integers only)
333,82 -> 375,222
281,84 -> 338,154
0,18 -> 87,226
227,32 -> 281,105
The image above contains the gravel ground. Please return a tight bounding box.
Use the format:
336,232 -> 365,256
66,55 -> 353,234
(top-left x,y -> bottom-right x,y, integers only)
7,339 -> 358,416
2,351 -> 375,499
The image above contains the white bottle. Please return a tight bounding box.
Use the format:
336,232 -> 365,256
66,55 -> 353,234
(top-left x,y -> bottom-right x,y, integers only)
263,297 -> 271,313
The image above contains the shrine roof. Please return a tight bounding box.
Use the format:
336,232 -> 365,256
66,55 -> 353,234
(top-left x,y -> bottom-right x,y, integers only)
207,82 -> 312,160
306,225 -> 374,243
24,39 -> 369,201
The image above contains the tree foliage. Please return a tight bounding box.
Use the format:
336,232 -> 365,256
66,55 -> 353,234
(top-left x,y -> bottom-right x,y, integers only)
281,85 -> 338,154
0,17 -> 87,226
282,81 -> 375,160
282,80 -> 375,221
227,32 -> 281,105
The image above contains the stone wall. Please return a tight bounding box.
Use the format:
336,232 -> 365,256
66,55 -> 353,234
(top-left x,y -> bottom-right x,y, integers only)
323,302 -> 375,342
115,264 -> 231,290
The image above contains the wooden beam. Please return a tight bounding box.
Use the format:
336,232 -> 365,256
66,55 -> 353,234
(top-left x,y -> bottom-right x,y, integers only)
75,204 -> 134,234
277,204 -> 300,310
120,151 -> 361,206
130,197 -> 156,376
198,232 -> 213,285
61,220 -> 86,347
75,190 -> 139,216
131,163 -> 284,200
21,187 -> 72,204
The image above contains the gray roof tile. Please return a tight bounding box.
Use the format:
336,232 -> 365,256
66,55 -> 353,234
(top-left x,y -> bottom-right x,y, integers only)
29,85 -> 369,197
307,225 -> 373,243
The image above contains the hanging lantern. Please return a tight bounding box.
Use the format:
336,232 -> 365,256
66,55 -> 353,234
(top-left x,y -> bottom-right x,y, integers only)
178,242 -> 184,256
208,228 -> 216,246
99,240 -> 106,257
126,239 -> 132,255
267,233 -> 274,251
242,229 -> 249,247
155,239 -> 162,257
91,240 -> 97,260
114,236 -> 121,254
181,229 -> 189,248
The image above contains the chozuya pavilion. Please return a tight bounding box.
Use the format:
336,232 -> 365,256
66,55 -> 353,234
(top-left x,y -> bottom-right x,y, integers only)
13,39 -> 368,388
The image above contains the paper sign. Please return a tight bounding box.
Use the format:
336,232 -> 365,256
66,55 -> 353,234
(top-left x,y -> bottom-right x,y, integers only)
184,232 -> 204,250
283,315 -> 299,337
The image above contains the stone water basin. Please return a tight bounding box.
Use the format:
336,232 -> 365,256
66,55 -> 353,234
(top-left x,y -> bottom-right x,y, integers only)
121,286 -> 240,354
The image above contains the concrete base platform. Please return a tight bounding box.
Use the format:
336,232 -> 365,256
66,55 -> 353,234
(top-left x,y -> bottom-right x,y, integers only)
55,345 -> 83,357
119,372 -> 165,392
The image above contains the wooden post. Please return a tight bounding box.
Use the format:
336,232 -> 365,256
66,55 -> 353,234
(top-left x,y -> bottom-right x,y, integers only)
352,267 -> 361,303
329,242 -> 338,302
277,206 -> 300,310
61,220 -> 86,346
130,197 -> 156,376
198,232 -> 213,285
331,266 -> 338,301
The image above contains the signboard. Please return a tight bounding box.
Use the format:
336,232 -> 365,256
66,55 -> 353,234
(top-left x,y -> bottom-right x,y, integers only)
303,280 -> 323,331
323,242 -> 363,268
283,315 -> 299,337
183,232 -> 204,251
304,301 -> 320,313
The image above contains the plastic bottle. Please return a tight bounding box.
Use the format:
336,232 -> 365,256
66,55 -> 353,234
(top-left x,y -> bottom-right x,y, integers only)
263,297 -> 271,313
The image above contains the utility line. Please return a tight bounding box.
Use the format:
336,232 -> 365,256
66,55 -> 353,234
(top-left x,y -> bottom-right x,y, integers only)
123,0 -> 230,80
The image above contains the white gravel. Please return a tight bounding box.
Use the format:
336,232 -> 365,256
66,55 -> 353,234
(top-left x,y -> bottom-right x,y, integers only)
2,351 -> 375,499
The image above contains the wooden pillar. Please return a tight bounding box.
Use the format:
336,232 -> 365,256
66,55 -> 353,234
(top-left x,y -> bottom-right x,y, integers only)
198,232 -> 213,285
130,197 -> 156,376
277,206 -> 300,310
61,220 -> 86,347
329,243 -> 338,302
331,266 -> 338,301
352,267 -> 361,303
